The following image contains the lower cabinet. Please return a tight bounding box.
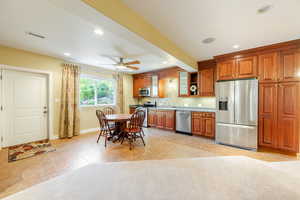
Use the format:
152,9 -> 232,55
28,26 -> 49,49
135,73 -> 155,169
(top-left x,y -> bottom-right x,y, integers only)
192,112 -> 215,138
148,109 -> 157,127
147,109 -> 175,130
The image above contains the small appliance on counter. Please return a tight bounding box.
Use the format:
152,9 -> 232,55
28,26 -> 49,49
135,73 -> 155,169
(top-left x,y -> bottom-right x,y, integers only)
215,79 -> 258,150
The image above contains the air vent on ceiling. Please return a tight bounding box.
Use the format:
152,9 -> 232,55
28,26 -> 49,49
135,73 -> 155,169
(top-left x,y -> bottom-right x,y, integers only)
26,32 -> 46,39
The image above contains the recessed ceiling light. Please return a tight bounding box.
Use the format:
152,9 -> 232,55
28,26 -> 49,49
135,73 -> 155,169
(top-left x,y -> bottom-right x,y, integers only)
64,52 -> 71,56
94,29 -> 103,36
202,37 -> 216,44
162,61 -> 168,64
257,5 -> 273,14
233,45 -> 240,49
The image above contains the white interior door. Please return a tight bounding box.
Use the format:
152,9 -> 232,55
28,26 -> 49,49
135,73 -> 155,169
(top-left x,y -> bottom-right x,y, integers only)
3,69 -> 48,147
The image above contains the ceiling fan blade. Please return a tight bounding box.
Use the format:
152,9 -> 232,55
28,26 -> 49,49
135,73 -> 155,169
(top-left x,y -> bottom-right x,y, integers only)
126,65 -> 139,70
124,60 -> 140,65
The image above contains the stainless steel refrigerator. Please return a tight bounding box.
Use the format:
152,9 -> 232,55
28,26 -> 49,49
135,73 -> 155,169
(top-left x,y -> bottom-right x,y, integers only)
215,79 -> 258,150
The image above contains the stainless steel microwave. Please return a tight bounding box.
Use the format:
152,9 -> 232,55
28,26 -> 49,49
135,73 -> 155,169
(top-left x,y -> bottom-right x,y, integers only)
139,88 -> 151,97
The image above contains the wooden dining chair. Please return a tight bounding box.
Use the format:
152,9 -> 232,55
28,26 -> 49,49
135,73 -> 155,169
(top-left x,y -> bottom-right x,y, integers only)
96,110 -> 115,147
121,110 -> 146,150
135,107 -> 145,136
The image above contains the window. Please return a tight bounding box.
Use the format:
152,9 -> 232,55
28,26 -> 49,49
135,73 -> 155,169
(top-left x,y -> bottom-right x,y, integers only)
80,76 -> 116,106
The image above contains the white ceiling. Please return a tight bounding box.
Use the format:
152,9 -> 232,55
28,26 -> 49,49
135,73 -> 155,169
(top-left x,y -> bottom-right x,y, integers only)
0,0 -> 195,73
122,0 -> 300,61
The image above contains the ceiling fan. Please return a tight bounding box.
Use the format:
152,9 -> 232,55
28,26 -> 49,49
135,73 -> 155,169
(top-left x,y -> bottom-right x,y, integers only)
99,57 -> 140,71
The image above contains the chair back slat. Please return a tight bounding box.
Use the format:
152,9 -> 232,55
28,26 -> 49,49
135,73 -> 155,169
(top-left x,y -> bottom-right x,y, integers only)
102,107 -> 115,115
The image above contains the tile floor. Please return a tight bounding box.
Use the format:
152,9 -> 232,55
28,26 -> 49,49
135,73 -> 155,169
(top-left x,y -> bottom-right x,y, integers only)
0,128 -> 297,198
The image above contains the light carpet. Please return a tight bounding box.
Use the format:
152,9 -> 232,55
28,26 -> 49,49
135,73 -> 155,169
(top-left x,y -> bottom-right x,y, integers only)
3,156 -> 300,200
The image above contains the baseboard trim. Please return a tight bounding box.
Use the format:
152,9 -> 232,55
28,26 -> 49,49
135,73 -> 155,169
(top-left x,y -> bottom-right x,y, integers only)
80,128 -> 99,134
49,128 -> 98,141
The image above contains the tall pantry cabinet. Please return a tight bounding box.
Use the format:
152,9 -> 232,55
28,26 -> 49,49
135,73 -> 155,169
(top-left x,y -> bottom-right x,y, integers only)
258,48 -> 300,153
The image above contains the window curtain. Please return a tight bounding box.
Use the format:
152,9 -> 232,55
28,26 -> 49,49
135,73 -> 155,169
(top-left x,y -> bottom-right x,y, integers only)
59,64 -> 80,138
115,72 -> 124,113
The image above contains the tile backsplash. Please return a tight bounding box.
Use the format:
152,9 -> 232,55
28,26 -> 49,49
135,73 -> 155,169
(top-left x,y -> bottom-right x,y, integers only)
139,77 -> 216,108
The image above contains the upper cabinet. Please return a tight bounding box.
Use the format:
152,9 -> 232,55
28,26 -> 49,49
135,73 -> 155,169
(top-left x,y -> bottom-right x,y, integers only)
216,59 -> 236,80
279,49 -> 300,82
199,68 -> 214,96
236,56 -> 258,79
258,52 -> 279,83
151,75 -> 159,97
178,71 -> 189,96
132,75 -> 151,98
216,56 -> 257,81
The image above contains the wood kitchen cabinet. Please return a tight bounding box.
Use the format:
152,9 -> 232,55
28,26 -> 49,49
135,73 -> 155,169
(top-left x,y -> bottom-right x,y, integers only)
258,82 -> 300,153
165,110 -> 175,130
279,49 -> 300,82
216,56 -> 257,81
192,112 -> 215,138
147,109 -> 175,130
156,110 -> 166,129
178,71 -> 189,96
148,109 -> 157,127
259,83 -> 278,148
216,59 -> 236,81
236,56 -> 258,79
258,52 -> 279,83
133,75 -> 151,98
199,68 -> 214,96
277,82 -> 300,152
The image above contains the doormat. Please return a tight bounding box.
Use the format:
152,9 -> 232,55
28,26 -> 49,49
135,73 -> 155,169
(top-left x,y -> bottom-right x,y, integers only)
8,141 -> 56,162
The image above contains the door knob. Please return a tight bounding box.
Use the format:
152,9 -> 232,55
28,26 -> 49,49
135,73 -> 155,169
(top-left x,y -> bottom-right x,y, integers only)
43,111 -> 48,114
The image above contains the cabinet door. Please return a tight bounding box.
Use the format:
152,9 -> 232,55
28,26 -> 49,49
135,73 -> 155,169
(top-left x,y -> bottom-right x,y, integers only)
156,110 -> 166,129
148,110 -> 157,127
151,75 -> 159,97
236,56 -> 258,79
258,84 -> 277,148
258,52 -> 279,83
216,60 -> 236,81
277,82 -> 299,152
133,77 -> 141,97
204,117 -> 215,138
199,68 -> 214,96
178,71 -> 189,96
279,49 -> 300,82
191,112 -> 203,135
165,111 -> 175,130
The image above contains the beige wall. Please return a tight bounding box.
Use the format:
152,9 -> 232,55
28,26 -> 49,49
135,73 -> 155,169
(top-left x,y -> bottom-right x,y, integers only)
140,77 -> 216,108
0,45 -> 135,135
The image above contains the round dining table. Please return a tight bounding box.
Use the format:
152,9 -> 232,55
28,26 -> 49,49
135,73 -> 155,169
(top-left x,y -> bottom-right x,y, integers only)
105,114 -> 132,142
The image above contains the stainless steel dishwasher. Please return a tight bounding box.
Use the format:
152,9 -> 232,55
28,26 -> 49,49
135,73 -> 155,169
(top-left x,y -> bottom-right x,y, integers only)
176,110 -> 192,135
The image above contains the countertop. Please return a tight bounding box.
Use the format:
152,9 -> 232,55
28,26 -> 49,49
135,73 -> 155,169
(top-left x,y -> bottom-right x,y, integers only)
129,105 -> 216,112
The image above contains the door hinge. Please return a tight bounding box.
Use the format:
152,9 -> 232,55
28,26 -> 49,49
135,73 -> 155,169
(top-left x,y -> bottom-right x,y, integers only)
0,106 -> 2,111
1,136 -> 3,143
0,74 -> 2,80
